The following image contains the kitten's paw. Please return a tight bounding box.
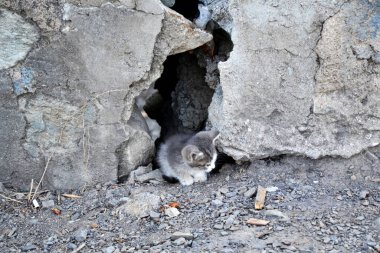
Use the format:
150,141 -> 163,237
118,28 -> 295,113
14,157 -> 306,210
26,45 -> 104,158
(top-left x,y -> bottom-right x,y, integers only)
180,177 -> 194,186
193,172 -> 207,182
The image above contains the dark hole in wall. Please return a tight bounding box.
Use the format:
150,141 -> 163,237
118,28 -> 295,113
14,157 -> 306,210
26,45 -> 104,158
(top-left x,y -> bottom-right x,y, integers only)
262,154 -> 287,166
143,2 -> 236,172
171,0 -> 200,20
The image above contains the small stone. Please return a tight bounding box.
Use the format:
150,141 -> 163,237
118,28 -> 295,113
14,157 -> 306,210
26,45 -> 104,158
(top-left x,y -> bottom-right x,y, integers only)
225,192 -> 237,198
116,192 -> 160,218
173,237 -> 186,246
170,232 -> 194,240
67,243 -> 77,250
220,231 -> 229,236
266,186 -> 279,192
102,246 -> 115,253
149,211 -> 161,219
165,207 -> 180,217
135,169 -> 164,183
74,228 -> 88,242
224,215 -> 235,229
263,209 -> 289,221
244,187 -> 257,198
323,236 -> 331,244
21,243 -> 37,252
7,227 -> 17,237
229,226 -> 240,231
362,200 -> 369,206
359,190 -> 369,200
356,216 -> 365,221
41,200 -> 55,208
281,240 -> 292,246
71,212 -> 80,220
367,242 -> 377,247
213,224 -> 224,230
219,188 -> 229,194
132,164 -> 152,176
351,175 -> 357,180
211,199 -> 223,206
336,195 -> 343,200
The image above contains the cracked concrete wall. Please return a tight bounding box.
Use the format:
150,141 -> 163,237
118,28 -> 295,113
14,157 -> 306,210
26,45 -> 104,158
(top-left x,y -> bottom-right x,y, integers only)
209,0 -> 380,160
0,0 -> 212,190
2,0 -> 379,189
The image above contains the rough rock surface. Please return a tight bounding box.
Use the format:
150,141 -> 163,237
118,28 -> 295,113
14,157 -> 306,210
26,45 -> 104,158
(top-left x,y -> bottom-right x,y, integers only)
0,9 -> 39,70
116,191 -> 161,218
0,0 -> 212,190
204,0 -> 232,34
209,0 -> 380,160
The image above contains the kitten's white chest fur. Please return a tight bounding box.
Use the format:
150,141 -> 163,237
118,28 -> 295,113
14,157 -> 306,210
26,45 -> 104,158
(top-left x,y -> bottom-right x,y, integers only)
157,130 -> 219,186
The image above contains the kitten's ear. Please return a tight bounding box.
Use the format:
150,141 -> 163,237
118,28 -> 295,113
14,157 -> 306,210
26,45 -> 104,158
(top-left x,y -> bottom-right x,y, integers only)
182,145 -> 204,162
210,130 -> 220,144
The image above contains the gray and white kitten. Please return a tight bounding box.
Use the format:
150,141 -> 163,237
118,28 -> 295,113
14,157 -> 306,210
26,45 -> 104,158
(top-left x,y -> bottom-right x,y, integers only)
158,130 -> 220,186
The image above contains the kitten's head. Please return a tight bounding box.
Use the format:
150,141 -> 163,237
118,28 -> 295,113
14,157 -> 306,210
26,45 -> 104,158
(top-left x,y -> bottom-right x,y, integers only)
181,130 -> 220,172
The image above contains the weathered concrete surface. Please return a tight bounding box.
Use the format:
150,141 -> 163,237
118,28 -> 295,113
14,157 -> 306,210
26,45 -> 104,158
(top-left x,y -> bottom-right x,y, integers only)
0,71 -> 43,189
0,9 -> 39,70
0,0 -> 212,190
209,0 -> 380,160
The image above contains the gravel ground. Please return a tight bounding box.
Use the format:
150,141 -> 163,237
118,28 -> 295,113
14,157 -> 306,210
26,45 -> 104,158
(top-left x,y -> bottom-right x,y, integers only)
0,153 -> 379,253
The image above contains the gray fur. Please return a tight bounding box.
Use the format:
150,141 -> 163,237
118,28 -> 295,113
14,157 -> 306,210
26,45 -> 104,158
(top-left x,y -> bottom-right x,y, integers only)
157,130 -> 220,185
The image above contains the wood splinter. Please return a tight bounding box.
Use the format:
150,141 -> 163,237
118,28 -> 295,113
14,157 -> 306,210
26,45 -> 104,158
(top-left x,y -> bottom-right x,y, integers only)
254,185 -> 267,210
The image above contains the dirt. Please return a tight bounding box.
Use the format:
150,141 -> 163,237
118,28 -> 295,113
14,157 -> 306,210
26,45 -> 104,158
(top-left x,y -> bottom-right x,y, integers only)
0,153 -> 379,253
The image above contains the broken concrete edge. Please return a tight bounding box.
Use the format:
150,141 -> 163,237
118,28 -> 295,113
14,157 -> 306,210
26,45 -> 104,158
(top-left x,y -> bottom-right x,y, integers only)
218,136 -> 380,162
120,1 -> 213,121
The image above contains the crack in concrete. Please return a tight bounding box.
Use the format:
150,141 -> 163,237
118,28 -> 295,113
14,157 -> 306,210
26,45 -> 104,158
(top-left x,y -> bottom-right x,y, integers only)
309,1 -> 349,119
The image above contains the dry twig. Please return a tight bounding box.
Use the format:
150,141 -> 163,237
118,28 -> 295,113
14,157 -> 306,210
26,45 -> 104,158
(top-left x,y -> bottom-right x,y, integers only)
0,193 -> 23,204
27,179 -> 34,201
71,242 -> 86,253
61,193 -> 82,199
255,185 -> 267,210
31,156 -> 52,201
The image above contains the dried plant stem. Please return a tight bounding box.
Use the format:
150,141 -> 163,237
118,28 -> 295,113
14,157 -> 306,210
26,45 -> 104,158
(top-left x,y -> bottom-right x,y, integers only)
27,179 -> 34,201
0,193 -> 23,204
71,242 -> 86,253
31,155 -> 52,201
